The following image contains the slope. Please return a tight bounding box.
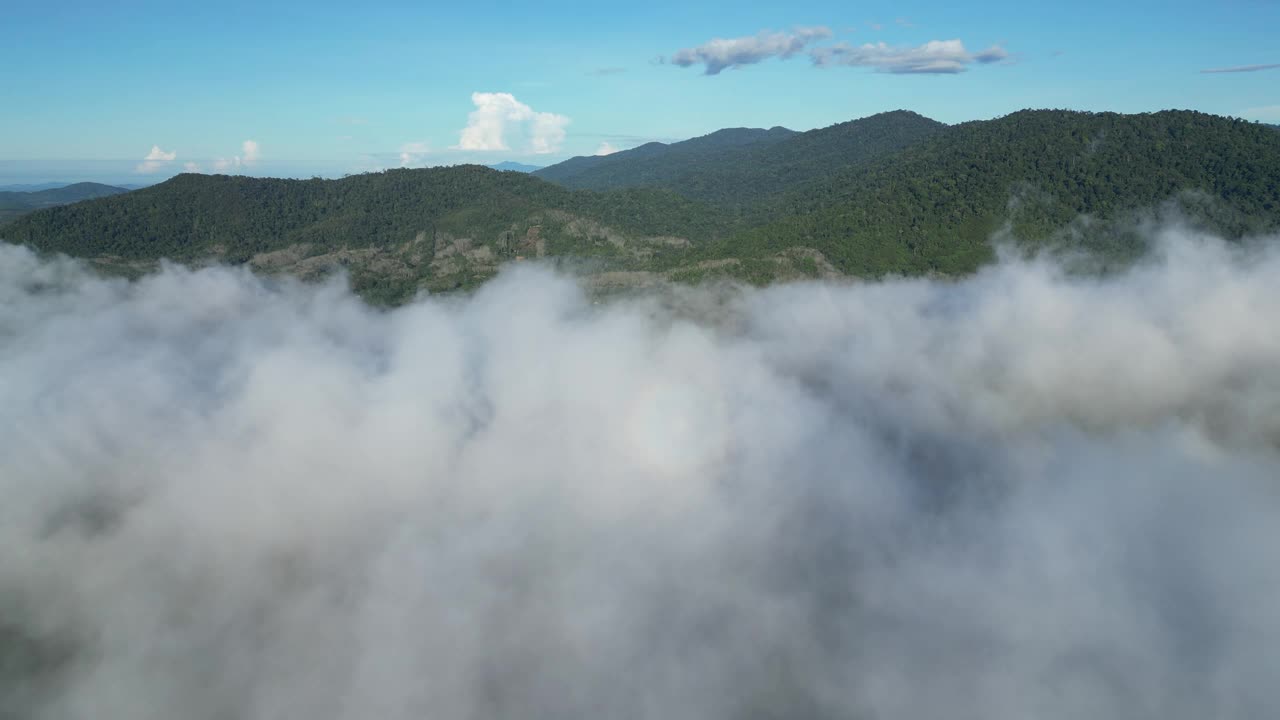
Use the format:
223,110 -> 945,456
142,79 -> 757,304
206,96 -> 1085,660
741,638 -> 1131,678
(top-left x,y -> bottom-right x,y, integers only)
718,109 -> 1280,279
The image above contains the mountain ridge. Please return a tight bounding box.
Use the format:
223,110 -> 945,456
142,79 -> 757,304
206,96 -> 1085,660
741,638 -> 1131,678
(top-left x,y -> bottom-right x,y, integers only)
534,110 -> 945,210
5,108 -> 1279,300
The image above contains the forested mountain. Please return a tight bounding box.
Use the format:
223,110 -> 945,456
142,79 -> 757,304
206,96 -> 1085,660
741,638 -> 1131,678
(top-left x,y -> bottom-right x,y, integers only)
534,126 -> 797,190
535,111 -> 945,209
0,166 -> 725,302
0,182 -> 129,222
5,109 -> 1279,301
715,109 -> 1280,278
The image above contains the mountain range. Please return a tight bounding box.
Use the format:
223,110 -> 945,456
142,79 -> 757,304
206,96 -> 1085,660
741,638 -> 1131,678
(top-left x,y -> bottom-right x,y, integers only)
0,182 -> 130,223
3,110 -> 1278,303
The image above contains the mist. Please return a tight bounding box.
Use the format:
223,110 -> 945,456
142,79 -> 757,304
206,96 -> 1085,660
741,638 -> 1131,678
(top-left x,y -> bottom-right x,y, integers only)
2,223 -> 1279,719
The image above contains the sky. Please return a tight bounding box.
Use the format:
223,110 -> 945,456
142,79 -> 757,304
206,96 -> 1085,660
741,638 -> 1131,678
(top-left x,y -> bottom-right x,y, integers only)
1,0 -> 1278,184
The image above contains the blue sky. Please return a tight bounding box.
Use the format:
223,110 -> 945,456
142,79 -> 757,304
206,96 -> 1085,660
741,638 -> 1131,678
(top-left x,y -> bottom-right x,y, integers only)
2,0 -> 1277,184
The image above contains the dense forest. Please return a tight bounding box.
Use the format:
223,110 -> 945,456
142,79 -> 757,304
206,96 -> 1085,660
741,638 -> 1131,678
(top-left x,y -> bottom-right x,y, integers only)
4,109 -> 1279,301
535,111 -> 946,211
717,109 -> 1280,278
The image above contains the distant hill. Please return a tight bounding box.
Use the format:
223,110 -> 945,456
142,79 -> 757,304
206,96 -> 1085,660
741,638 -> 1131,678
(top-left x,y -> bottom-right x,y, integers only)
0,182 -> 130,223
1,167 -> 725,303
0,182 -> 71,192
6,109 -> 1279,298
535,111 -> 945,210
490,161 -> 543,173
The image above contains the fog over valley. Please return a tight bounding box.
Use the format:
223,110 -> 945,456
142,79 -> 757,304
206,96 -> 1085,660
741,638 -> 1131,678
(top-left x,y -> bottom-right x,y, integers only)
2,222 -> 1279,719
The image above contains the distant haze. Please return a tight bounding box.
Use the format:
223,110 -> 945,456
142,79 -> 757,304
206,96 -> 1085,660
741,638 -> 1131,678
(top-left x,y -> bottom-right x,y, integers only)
2,222 -> 1280,718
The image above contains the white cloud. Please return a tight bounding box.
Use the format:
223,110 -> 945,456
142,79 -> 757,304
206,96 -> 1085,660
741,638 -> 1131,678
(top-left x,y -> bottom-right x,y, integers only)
183,161 -> 202,173
135,145 -> 177,174
595,142 -> 620,156
241,140 -> 260,166
670,27 -> 833,75
529,112 -> 570,154
4,223 -> 1280,718
211,140 -> 261,174
399,141 -> 430,167
811,39 -> 1009,74
454,92 -> 570,155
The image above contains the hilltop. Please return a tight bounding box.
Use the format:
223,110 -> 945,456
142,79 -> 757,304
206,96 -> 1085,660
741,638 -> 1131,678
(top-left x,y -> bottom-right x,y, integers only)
535,111 -> 946,211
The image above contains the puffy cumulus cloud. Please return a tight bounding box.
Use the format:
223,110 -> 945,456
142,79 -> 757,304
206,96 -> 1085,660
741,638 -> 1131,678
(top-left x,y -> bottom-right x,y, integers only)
182,161 -> 202,173
3,224 -> 1280,719
670,26 -> 832,75
135,145 -> 177,173
454,92 -> 570,155
811,39 -> 1009,73
398,141 -> 430,167
241,140 -> 260,165
594,141 -> 619,156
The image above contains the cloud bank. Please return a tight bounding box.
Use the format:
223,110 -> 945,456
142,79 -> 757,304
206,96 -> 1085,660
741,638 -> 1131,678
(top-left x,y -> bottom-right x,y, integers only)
2,224 -> 1280,719
455,92 -> 570,155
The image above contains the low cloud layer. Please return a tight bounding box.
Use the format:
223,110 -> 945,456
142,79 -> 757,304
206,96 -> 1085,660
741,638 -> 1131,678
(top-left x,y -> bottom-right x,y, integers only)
669,28 -> 1008,75
455,92 -> 570,155
2,224 -> 1280,719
